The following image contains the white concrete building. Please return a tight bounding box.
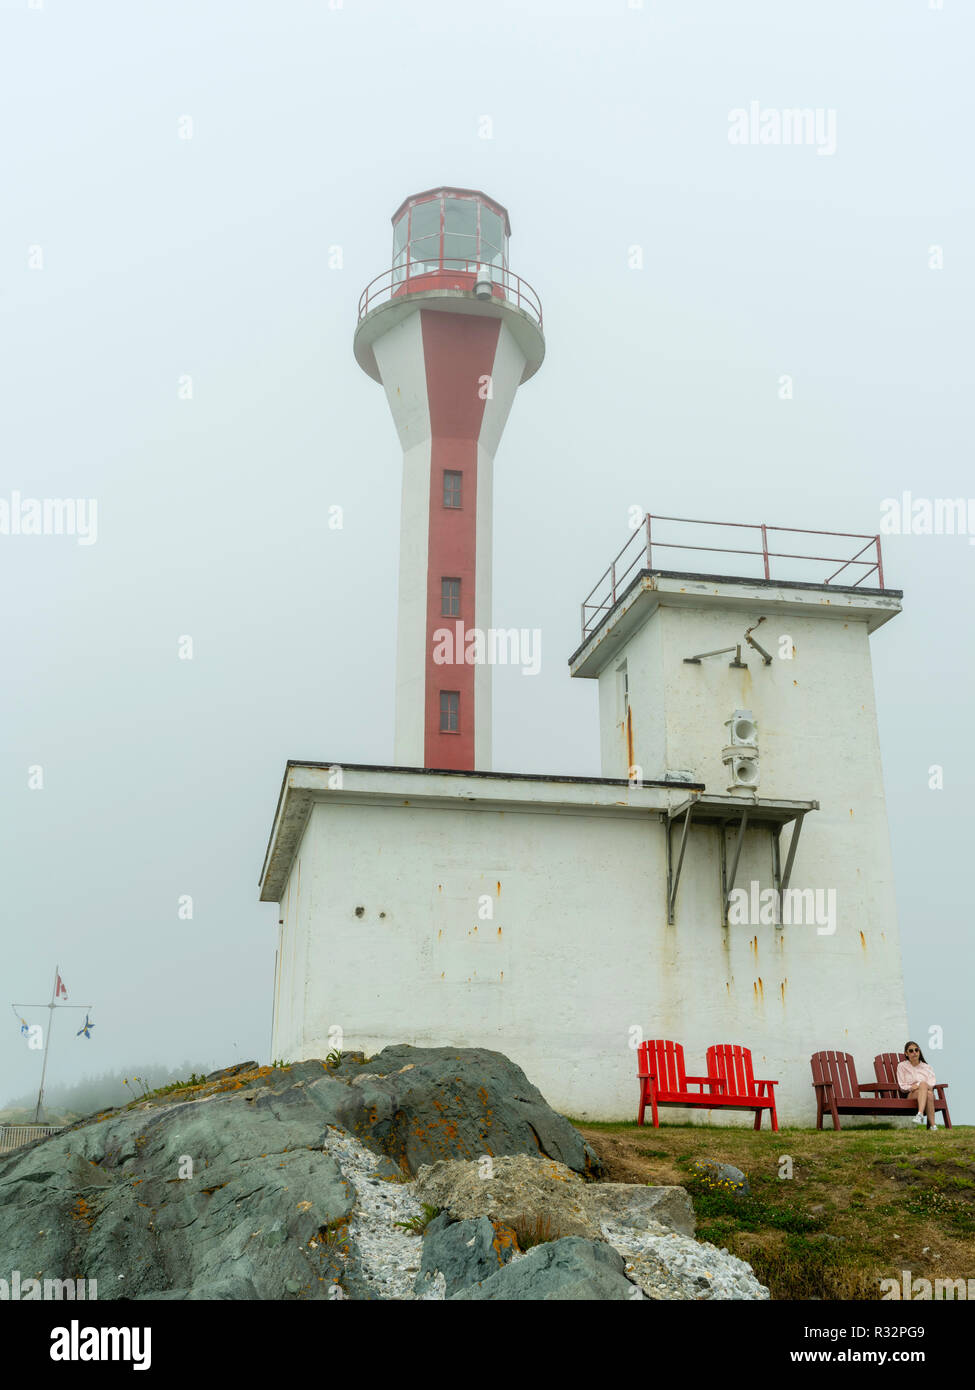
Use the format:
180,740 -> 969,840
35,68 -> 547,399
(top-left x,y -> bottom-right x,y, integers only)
260,193 -> 909,1123
261,560 -> 909,1122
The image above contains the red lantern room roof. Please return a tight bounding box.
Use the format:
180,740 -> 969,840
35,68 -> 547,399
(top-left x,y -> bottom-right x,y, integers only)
390,187 -> 512,237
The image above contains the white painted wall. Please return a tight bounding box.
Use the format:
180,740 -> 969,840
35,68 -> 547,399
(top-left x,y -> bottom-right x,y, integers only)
473,322 -> 527,770
267,767 -> 908,1124
373,314 -> 432,768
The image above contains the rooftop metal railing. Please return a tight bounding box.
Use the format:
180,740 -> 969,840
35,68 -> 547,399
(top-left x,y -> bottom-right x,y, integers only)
581,513 -> 886,641
357,259 -> 543,329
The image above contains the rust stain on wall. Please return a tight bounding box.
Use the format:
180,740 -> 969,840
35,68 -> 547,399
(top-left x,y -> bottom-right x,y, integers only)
859,931 -> 867,952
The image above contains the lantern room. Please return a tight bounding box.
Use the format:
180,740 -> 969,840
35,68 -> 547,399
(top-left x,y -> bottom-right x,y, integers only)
390,187 -> 510,288
355,186 -> 544,384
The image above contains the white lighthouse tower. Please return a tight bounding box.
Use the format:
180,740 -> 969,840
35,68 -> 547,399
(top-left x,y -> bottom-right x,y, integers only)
354,188 -> 544,771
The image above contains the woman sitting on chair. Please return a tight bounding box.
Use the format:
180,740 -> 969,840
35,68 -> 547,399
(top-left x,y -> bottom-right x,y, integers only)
896,1041 -> 938,1129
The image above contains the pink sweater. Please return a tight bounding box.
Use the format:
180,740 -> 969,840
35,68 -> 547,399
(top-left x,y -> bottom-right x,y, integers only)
896,1059 -> 936,1092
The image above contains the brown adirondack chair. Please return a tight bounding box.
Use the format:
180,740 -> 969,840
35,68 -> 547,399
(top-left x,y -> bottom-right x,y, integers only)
873,1052 -> 951,1128
811,1050 -> 946,1130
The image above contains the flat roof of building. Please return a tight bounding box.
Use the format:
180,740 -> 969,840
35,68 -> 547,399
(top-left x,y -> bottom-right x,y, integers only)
259,761 -> 711,903
569,568 -> 904,675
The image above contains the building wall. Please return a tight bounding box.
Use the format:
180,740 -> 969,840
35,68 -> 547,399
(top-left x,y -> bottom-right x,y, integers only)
271,853 -> 307,1063
598,599 -> 889,800
270,791 -> 909,1123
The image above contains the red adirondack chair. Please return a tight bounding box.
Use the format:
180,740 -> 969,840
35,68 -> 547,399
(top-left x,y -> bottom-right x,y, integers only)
706,1043 -> 779,1131
637,1040 -> 718,1127
873,1052 -> 952,1128
637,1040 -> 779,1129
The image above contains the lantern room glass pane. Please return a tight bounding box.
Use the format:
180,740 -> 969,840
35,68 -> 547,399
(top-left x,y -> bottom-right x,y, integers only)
444,197 -> 477,267
393,214 -> 407,254
409,235 -> 440,274
480,207 -> 503,258
408,198 -> 441,260
443,235 -> 476,267
445,197 -> 477,237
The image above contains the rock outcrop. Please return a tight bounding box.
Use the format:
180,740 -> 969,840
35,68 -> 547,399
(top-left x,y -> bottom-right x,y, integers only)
451,1237 -> 640,1300
415,1154 -> 606,1239
0,1047 -> 768,1300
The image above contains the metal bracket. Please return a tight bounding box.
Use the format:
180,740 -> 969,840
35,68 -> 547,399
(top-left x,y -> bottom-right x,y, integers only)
666,802 -> 694,924
665,796 -> 815,930
744,617 -> 774,665
776,811 -> 806,924
717,810 -> 752,926
683,645 -> 740,665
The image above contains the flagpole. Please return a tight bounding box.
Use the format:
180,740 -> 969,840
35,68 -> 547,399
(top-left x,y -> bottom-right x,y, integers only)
33,963 -> 58,1124
12,968 -> 94,1125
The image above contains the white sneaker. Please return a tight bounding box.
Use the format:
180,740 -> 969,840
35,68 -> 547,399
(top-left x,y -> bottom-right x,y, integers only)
913,1113 -> 926,1126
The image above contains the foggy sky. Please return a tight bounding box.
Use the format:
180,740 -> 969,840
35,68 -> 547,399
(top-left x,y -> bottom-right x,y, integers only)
2,0 -> 972,1121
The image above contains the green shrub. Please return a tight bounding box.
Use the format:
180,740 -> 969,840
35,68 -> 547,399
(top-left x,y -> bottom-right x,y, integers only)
394,1204 -> 440,1235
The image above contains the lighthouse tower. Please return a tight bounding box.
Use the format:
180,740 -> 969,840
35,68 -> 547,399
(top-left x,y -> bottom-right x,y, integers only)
354,188 -> 544,771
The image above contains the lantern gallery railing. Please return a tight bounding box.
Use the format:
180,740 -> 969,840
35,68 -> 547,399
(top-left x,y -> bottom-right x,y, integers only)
580,513 -> 886,641
357,260 -> 543,330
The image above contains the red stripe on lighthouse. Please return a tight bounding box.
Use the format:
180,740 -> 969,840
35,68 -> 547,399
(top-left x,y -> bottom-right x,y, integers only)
421,310 -> 501,770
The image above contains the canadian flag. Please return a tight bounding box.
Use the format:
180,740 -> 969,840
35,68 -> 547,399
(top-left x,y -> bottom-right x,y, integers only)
55,973 -> 68,1000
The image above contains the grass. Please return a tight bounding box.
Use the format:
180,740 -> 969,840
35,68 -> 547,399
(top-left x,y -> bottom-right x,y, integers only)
394,1203 -> 440,1236
509,1213 -> 557,1251
568,1117 -> 975,1300
314,1219 -> 351,1255
142,1074 -> 209,1099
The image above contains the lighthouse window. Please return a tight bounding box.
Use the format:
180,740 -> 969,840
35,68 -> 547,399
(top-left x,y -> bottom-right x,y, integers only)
480,207 -> 505,268
441,578 -> 461,616
408,198 -> 441,269
617,662 -> 629,718
440,690 -> 460,733
444,197 -> 478,267
443,470 -> 462,508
